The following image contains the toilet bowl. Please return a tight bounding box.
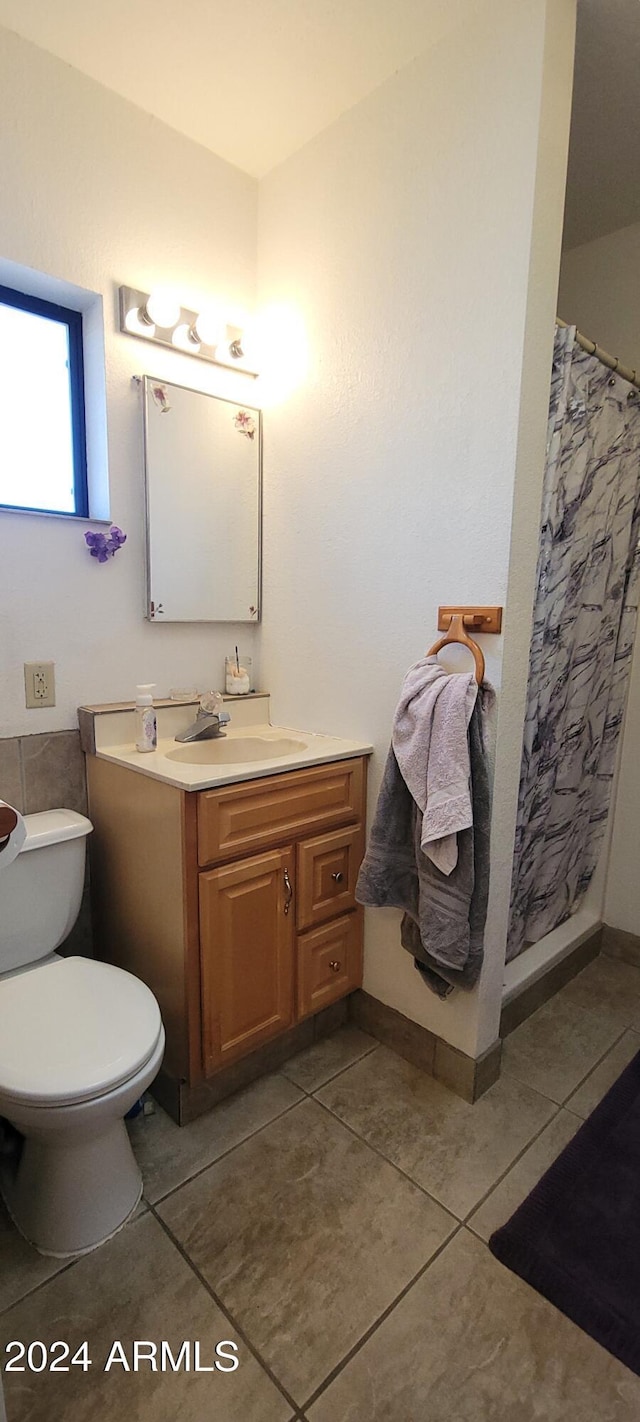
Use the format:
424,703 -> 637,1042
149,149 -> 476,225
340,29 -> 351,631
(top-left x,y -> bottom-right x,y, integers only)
0,809 -> 165,1256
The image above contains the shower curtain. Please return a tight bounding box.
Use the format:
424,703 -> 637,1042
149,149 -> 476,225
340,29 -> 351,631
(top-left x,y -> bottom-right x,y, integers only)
508,324 -> 640,960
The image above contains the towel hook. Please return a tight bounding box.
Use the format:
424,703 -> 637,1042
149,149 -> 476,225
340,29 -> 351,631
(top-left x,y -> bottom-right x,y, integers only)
427,613 -> 485,684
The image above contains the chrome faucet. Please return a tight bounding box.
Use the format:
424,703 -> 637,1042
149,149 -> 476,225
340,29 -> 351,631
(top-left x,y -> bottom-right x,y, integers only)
175,692 -> 231,743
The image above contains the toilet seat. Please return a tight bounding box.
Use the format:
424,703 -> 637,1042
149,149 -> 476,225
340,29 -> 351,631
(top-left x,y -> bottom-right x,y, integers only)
0,957 -> 163,1108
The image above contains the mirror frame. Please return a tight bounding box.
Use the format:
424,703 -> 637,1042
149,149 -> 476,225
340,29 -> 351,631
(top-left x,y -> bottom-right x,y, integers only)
141,374 -> 262,624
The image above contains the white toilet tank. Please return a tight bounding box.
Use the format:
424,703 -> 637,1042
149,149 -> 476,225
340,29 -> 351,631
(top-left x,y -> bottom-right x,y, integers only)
0,810 -> 93,974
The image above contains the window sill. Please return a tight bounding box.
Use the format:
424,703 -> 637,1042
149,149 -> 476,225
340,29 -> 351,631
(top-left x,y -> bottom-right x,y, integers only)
0,504 -> 112,525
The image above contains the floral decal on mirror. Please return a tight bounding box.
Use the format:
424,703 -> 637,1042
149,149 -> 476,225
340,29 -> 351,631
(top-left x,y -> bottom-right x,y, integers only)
84,525 -> 127,563
234,410 -> 256,440
151,383 -> 171,413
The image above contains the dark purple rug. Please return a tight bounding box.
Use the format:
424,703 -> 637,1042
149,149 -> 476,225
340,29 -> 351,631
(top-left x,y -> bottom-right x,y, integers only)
489,1049 -> 640,1376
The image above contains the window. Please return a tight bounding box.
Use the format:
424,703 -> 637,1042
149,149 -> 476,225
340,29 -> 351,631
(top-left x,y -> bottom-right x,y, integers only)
0,284 -> 88,517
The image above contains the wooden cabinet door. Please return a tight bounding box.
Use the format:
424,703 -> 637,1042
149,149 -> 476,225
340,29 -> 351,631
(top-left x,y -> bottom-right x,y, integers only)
297,911 -> 363,1019
297,824 -> 364,931
199,848 -> 295,1074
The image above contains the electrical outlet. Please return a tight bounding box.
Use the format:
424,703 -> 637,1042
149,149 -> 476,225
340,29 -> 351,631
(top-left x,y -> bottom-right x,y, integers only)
24,661 -> 56,709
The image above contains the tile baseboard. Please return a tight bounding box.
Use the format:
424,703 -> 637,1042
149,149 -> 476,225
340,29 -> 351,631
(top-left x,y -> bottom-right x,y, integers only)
348,989 -> 501,1103
601,924 -> 640,969
500,927 -> 602,1039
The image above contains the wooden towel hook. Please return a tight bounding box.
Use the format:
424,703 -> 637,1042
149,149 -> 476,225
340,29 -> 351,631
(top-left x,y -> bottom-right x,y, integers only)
427,612 -> 486,684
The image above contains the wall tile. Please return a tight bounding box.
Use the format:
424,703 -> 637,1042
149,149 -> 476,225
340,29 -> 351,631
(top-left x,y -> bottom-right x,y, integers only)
14,731 -> 93,957
20,730 -> 87,816
0,738 -> 23,813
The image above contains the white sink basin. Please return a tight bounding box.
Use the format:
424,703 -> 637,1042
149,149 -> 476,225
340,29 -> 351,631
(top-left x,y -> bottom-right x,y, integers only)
166,735 -> 307,766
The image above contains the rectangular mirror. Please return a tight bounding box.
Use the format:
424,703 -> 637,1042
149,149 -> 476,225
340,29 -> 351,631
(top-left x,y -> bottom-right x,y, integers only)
142,376 -> 261,622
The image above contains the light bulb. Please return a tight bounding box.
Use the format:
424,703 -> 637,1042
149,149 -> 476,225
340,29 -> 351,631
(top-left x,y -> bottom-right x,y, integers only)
194,306 -> 226,347
237,316 -> 260,368
145,289 -> 181,329
172,323 -> 197,352
125,306 -> 154,336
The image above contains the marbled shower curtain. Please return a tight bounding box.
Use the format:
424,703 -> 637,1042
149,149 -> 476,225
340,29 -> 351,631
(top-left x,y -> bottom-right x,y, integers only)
508,324 -> 640,960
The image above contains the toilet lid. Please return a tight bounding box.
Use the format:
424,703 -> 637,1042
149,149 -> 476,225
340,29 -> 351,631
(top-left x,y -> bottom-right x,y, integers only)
0,957 -> 163,1107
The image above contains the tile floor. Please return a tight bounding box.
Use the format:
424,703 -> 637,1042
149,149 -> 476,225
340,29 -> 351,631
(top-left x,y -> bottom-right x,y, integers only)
3,959 -> 640,1419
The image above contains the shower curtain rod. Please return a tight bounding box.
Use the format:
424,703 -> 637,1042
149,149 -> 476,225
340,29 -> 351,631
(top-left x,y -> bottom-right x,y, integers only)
556,317 -> 640,390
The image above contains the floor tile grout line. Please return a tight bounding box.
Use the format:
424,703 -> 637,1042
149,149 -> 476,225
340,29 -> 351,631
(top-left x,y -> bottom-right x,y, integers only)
462,1025 -> 633,1230
152,1094 -> 464,1415
0,1254 -> 80,1322
0,1041 -> 427,1324
310,1086 -> 480,1234
138,1014 -> 640,1218
463,1103 -> 564,1231
147,1036 -> 381,1208
500,1020 -> 631,1109
148,1093 -> 307,1207
561,1024 -> 632,1110
280,1041 -> 380,1097
312,1072 -> 594,1231
464,1023 -> 636,1232
518,954 -> 640,1030
149,1203 -> 302,1416
311,1092 -> 461,1221
0,1197 -> 153,1321
298,1223 -> 464,1414
1,1012 -> 631,1326
0,1093 -> 308,1321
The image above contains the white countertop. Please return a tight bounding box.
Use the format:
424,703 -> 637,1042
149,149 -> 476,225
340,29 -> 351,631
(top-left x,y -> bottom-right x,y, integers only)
91,701 -> 372,791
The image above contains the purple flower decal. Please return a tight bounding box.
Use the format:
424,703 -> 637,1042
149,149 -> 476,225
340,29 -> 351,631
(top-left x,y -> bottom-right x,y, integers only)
84,525 -> 127,563
234,410 -> 256,440
151,384 -> 171,413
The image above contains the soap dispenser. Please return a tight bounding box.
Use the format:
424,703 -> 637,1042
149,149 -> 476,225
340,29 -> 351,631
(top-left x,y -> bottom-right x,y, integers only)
135,684 -> 157,752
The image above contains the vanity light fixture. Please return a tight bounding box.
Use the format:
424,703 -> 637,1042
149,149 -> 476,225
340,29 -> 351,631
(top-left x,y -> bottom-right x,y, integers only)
118,286 -> 259,376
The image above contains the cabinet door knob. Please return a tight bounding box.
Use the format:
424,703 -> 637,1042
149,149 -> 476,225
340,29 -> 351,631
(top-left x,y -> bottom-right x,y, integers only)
283,867 -> 293,915
329,959 -> 342,973
331,871 -> 344,883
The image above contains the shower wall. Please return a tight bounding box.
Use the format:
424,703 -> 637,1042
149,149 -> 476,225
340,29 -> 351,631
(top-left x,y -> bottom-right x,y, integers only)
503,224 -> 640,1003
559,221 -> 640,941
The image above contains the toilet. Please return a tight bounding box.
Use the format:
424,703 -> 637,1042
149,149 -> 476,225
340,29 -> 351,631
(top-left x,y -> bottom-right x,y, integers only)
0,808 -> 164,1257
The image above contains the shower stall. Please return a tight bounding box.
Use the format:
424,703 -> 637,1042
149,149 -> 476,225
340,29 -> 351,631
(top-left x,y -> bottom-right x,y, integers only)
503,322 -> 640,1009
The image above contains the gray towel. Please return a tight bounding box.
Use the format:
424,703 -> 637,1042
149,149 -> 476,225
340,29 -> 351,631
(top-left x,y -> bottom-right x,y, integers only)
356,690 -> 492,997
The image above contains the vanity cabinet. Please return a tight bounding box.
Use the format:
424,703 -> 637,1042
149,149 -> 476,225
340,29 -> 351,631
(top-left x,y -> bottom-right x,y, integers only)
86,753 -> 367,1118
196,761 -> 365,1073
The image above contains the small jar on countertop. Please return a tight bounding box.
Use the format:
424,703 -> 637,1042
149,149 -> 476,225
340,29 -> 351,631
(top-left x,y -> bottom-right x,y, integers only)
225,656 -> 252,696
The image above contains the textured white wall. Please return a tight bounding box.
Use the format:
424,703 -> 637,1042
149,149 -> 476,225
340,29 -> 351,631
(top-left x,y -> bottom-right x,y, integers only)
559,223 -> 640,935
258,0 -> 576,1053
0,27 -> 259,736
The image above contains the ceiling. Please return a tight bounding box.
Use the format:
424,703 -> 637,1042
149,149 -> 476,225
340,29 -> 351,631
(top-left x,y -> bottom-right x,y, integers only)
0,0 -> 479,178
0,0 -> 636,243
563,0 -> 640,249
